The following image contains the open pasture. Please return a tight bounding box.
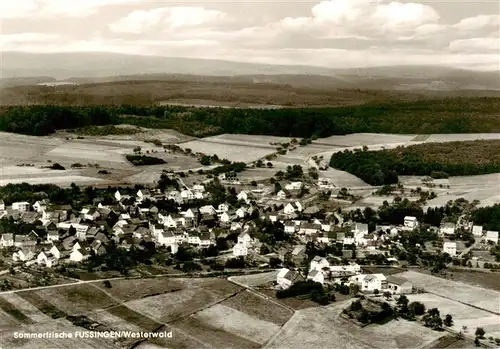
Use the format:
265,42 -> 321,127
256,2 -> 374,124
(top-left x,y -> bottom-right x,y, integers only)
21,284 -> 118,315
423,133 -> 500,143
125,288 -> 224,323
179,134 -> 286,163
229,271 -> 278,287
140,324 -> 214,349
315,133 -> 417,147
95,277 -> 185,302
191,303 -> 280,345
264,300 -> 442,349
0,293 -> 49,324
406,293 -> 500,338
394,271 -> 500,314
221,289 -> 293,325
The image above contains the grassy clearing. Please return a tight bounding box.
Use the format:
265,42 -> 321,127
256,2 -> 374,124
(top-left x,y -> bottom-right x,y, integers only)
446,269 -> 500,292
260,289 -> 320,311
142,325 -> 213,349
31,285 -> 118,314
222,289 -> 293,325
192,303 -> 280,345
95,277 -> 185,302
395,270 -> 500,314
125,288 -> 223,323
107,305 -> 162,331
17,291 -> 68,319
265,301 -> 442,349
173,315 -> 261,349
229,271 -> 278,287
0,297 -> 34,325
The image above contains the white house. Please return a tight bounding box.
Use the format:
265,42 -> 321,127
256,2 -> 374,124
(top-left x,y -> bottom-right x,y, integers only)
69,249 -> 90,263
236,207 -> 247,218
46,230 -> 59,243
36,251 -> 58,268
440,222 -> 456,236
0,233 -> 14,247
351,274 -> 387,292
472,225 -> 484,237
443,241 -> 457,256
403,216 -> 418,230
217,204 -> 229,213
114,190 -> 122,202
237,231 -> 252,246
276,268 -> 302,289
219,212 -> 230,223
284,202 -> 302,215
310,256 -> 330,271
231,222 -> 242,231
200,205 -> 217,215
284,222 -> 297,234
193,184 -> 205,193
352,223 -> 369,236
237,191 -> 250,204
49,245 -> 61,259
187,233 -> 201,246
485,231 -> 499,244
0,200 -> 5,211
285,182 -> 303,191
307,269 -> 325,284
13,248 -> 35,262
329,263 -> 361,274
158,231 -> 176,246
12,202 -> 30,212
181,190 -> 195,201
276,190 -> 287,200
33,200 -> 48,213
233,242 -> 248,257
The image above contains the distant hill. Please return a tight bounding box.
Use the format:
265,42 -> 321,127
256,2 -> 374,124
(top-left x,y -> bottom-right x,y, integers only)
1,51 -> 499,91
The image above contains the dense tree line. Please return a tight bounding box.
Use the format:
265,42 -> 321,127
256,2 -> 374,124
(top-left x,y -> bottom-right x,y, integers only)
330,141 -> 500,185
472,204 -> 500,232
1,97 -> 499,137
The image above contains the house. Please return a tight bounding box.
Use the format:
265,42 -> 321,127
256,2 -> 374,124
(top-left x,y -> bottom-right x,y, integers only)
200,232 -> 214,247
316,231 -> 337,244
217,204 -> 229,213
46,230 -> 59,243
307,269 -> 325,284
285,182 -> 303,191
233,242 -> 248,257
0,200 -> 5,211
13,248 -> 35,262
12,202 -> 30,212
298,223 -> 321,235
262,212 -> 279,223
485,231 -> 499,244
403,216 -> 418,230
443,241 -> 457,256
91,240 -> 106,255
14,235 -> 33,248
276,268 -> 303,289
137,189 -> 151,202
33,200 -> 48,213
49,245 -> 61,259
351,223 -> 369,237
69,248 -> 90,263
386,276 -> 413,295
472,225 -> 484,237
219,212 -> 230,223
200,205 -> 217,215
181,190 -> 195,201
184,208 -> 199,220
329,262 -> 361,274
237,191 -> 250,204
284,222 -> 297,234
236,207 -> 247,218
231,222 -> 242,231
36,251 -> 58,268
351,274 -> 387,292
440,222 -> 456,236
237,231 -> 252,246
0,233 -> 14,247
157,230 -> 175,246
193,184 -> 205,193
114,190 -> 122,202
310,256 -> 330,271
187,233 -> 201,246
284,202 -> 302,215
276,190 -> 287,200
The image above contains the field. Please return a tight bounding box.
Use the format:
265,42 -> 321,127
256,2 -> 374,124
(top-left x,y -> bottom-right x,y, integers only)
0,129 -> 199,187
406,293 -> 500,338
229,271 -> 279,287
445,269 -> 500,291
179,134 -> 291,163
0,275 -> 304,349
264,300 -> 442,349
394,270 -> 500,314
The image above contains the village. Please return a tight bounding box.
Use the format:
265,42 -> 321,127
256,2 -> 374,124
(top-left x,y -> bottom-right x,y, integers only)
0,168 -> 498,297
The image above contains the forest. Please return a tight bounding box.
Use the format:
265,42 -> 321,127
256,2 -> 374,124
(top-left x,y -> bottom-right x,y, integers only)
329,140 -> 500,185
0,97 -> 499,137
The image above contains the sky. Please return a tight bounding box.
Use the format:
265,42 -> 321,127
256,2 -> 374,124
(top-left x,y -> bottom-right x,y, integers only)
0,0 -> 499,70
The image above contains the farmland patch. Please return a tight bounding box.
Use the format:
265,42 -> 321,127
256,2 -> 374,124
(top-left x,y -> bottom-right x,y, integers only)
107,305 -> 162,331
221,289 -> 293,325
17,291 -> 68,319
95,277 -> 185,302
0,297 -> 34,325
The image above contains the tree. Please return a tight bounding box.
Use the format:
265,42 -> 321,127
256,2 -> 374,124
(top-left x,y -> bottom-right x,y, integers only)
349,283 -> 360,296
373,289 -> 379,296
383,291 -> 392,300
350,300 -> 362,311
397,295 -> 409,308
103,280 -> 112,288
444,314 -> 453,327
200,155 -> 211,166
475,327 -> 485,339
409,301 -> 426,316
133,146 -> 141,154
422,308 -> 442,330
